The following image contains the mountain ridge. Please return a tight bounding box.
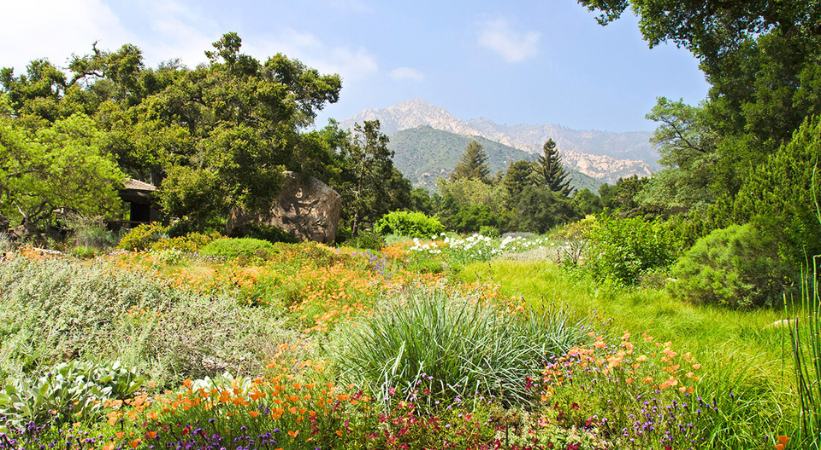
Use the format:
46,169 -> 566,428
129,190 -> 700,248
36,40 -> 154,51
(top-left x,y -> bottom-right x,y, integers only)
342,99 -> 657,183
389,125 -> 600,192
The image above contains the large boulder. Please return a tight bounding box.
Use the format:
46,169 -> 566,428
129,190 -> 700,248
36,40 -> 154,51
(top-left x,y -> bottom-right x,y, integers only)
229,172 -> 341,244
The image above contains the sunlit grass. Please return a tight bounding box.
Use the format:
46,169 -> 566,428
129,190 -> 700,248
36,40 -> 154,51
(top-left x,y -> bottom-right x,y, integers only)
459,260 -> 800,447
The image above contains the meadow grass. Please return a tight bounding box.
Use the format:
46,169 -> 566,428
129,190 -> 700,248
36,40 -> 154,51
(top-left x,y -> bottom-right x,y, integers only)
459,260 -> 799,447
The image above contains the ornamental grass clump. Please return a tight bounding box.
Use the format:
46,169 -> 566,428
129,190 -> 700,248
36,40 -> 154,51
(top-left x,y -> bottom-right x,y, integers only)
331,287 -> 584,409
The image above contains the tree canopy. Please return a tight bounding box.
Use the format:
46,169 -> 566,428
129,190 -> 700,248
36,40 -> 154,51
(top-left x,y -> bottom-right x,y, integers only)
0,114 -> 125,232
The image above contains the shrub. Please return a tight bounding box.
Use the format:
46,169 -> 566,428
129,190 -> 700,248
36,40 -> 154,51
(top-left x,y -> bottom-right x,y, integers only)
331,287 -> 583,408
0,360 -> 142,427
150,231 -> 222,252
69,245 -> 97,259
668,223 -> 792,308
584,215 -> 683,285
0,257 -> 296,386
65,215 -> 117,249
0,233 -> 14,254
479,225 -> 500,238
734,116 -> 821,265
117,223 -> 168,251
200,237 -> 275,259
374,211 -> 445,238
344,230 -> 385,250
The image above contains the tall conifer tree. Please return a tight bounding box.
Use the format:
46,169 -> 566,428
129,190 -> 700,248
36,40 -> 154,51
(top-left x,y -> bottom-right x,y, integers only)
536,138 -> 573,196
451,140 -> 490,183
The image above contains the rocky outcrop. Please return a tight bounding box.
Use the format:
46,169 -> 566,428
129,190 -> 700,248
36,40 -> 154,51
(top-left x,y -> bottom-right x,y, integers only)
229,172 -> 341,244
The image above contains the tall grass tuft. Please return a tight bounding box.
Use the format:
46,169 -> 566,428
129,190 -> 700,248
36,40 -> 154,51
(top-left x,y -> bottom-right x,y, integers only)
786,259 -> 820,447
331,287 -> 584,409
784,171 -> 821,448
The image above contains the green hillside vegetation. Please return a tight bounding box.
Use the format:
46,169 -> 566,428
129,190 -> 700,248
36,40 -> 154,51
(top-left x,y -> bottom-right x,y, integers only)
390,126 -> 600,192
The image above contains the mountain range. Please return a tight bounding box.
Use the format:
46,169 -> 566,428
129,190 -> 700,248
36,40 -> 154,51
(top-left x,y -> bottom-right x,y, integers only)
342,99 -> 658,189
389,126 -> 599,192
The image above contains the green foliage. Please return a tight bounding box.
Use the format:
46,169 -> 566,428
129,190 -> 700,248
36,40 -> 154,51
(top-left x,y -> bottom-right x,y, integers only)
570,188 -> 603,216
669,223 -> 791,308
343,230 -> 385,250
0,257 -> 295,386
511,186 -> 576,233
200,237 -> 275,259
0,114 -> 125,232
734,116 -> 821,265
502,160 -> 536,205
436,178 -> 509,232
440,203 -> 502,233
2,33 -> 347,231
535,138 -> 573,196
117,223 -> 168,251
158,165 -> 225,227
409,187 -> 435,215
598,175 -> 649,213
579,1 -> 818,148
581,1 -> 819,242
334,120 -> 407,234
0,360 -> 142,428
331,287 -> 583,408
149,231 -> 222,252
229,223 -> 297,244
479,225 -> 500,238
69,245 -> 98,259
584,215 -> 683,285
451,140 -> 490,183
638,98 -> 718,213
374,211 -> 445,238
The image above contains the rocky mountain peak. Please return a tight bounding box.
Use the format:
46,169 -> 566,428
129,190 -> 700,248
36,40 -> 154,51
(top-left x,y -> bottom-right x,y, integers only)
343,99 -> 658,183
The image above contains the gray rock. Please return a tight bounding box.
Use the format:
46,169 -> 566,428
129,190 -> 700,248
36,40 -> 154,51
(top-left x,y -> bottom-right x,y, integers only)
229,172 -> 341,244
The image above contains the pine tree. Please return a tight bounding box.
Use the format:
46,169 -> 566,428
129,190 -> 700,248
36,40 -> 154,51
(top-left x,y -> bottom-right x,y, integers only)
451,140 -> 490,183
502,160 -> 536,206
536,138 -> 573,196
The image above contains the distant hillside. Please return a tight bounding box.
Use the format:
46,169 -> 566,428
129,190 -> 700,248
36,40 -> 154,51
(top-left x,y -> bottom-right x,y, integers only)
345,99 -> 656,183
389,126 -> 600,192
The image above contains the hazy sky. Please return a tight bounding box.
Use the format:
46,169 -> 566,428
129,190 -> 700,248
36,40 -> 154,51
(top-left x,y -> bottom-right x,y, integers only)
1,0 -> 709,131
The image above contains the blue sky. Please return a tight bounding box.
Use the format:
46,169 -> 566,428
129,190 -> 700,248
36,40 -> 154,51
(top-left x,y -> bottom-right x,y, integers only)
1,0 -> 708,131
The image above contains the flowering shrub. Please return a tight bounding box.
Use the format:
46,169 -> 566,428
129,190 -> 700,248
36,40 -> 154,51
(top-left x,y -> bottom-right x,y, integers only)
541,331 -> 720,448
108,362 -> 360,450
